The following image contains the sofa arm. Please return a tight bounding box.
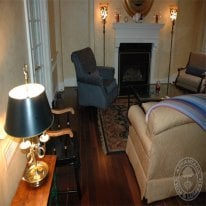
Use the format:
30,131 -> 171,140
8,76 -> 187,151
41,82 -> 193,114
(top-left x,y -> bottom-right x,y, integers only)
128,105 -> 152,153
128,105 -> 147,132
147,106 -> 193,135
128,105 -> 148,134
97,66 -> 115,79
175,68 -> 185,85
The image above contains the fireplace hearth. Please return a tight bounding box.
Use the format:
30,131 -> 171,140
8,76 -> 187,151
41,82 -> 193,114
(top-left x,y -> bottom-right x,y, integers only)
119,43 -> 152,95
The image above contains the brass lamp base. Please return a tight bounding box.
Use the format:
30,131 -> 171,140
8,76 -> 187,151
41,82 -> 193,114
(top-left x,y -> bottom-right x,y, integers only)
22,161 -> 48,187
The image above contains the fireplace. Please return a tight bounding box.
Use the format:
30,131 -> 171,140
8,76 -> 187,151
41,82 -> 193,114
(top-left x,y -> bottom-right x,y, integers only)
119,43 -> 152,95
113,23 -> 164,95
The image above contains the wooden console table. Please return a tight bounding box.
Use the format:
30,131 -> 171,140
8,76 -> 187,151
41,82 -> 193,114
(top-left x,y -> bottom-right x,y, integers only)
11,155 -> 56,206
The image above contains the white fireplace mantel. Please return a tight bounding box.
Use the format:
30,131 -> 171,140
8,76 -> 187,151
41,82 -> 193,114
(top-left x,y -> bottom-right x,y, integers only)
113,23 -> 164,84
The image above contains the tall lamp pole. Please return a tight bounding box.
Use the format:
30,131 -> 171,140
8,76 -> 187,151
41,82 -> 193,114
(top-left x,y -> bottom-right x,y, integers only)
167,6 -> 178,95
100,3 -> 108,66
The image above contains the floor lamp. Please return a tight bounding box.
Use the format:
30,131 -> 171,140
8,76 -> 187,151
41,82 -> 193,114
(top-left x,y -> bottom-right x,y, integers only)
100,3 -> 108,66
167,6 -> 178,95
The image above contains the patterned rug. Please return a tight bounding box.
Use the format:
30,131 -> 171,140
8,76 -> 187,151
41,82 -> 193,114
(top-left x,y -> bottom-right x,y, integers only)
97,97 -> 130,154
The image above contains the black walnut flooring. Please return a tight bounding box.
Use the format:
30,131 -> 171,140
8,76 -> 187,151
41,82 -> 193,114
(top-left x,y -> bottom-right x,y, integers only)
52,87 -> 206,206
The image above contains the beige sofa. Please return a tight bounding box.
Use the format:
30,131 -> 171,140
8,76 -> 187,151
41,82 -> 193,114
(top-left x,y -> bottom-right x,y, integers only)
126,102 -> 206,203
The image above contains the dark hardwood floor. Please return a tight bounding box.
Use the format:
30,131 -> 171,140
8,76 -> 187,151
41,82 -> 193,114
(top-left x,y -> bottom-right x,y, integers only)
51,87 -> 206,206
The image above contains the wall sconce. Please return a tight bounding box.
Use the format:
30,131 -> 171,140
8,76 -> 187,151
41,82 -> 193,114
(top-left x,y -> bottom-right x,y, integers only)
100,3 -> 108,66
167,6 -> 178,94
100,3 -> 108,22
4,83 -> 53,187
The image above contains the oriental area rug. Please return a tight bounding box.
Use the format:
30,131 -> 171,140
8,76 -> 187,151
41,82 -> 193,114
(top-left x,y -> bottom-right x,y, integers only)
97,97 -> 131,154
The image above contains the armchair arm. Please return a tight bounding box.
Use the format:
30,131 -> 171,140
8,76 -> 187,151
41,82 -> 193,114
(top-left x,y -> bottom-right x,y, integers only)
79,71 -> 103,86
198,71 -> 206,80
51,107 -> 75,115
46,128 -> 74,138
50,107 -> 75,130
97,66 -> 115,79
175,67 -> 186,85
177,67 -> 186,72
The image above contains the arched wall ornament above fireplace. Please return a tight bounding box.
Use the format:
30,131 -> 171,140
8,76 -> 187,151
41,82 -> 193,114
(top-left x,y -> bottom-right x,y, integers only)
123,0 -> 154,17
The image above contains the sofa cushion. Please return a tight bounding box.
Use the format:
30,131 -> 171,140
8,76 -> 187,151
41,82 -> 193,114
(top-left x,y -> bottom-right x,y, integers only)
142,102 -> 158,113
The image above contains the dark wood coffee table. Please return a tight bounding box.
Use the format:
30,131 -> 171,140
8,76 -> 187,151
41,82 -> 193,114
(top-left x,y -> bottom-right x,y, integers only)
128,83 -> 186,106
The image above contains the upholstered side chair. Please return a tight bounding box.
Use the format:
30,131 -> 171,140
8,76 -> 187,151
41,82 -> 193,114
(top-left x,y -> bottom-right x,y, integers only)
175,52 -> 206,93
71,47 -> 118,109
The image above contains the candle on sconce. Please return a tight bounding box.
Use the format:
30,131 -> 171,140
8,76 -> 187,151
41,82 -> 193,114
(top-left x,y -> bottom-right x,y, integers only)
154,12 -> 161,23
114,12 -> 120,23
155,14 -> 159,23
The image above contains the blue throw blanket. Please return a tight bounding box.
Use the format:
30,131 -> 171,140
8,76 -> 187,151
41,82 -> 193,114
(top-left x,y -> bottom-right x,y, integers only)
146,94 -> 206,131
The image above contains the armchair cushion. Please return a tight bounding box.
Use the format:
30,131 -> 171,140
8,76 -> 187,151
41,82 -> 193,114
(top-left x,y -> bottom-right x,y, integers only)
186,66 -> 206,77
176,71 -> 203,92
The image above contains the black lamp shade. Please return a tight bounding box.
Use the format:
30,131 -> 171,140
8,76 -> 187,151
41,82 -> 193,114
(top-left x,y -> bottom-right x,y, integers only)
4,84 -> 53,138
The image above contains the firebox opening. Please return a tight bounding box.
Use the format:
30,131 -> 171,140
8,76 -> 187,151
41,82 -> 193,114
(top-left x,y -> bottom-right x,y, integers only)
118,43 -> 152,95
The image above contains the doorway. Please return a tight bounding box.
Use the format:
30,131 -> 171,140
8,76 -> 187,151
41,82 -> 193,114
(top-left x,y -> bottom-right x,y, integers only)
24,0 -> 53,103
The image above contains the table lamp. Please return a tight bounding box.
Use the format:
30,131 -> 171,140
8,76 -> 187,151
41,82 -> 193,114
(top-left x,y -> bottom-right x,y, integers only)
4,83 -> 53,187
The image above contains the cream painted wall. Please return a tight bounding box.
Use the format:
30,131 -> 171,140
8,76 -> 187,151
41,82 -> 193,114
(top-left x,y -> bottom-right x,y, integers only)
174,0 -> 206,73
0,0 -> 28,205
51,0 -> 65,91
60,0 -> 91,87
58,0 -> 206,87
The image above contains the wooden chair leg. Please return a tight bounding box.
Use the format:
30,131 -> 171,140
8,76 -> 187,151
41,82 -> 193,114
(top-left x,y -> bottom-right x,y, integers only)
74,158 -> 81,199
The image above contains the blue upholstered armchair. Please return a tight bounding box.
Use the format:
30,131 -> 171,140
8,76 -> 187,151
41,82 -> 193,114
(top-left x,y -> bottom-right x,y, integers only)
71,47 -> 118,109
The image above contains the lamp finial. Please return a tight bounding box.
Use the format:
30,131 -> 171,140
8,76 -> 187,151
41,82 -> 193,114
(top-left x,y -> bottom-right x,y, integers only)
23,64 -> 29,84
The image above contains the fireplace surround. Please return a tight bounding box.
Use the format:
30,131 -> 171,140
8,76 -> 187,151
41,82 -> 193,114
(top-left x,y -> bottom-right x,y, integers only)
113,23 -> 164,94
